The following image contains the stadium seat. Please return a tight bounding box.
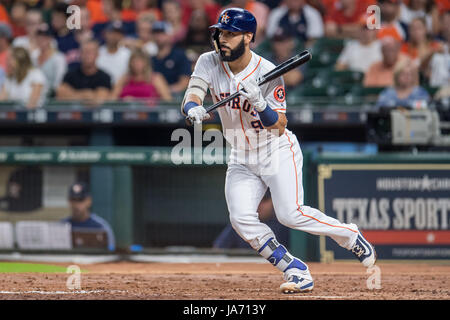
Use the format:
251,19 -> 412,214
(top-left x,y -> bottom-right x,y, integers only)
329,70 -> 365,86
291,83 -> 347,98
308,38 -> 345,68
254,38 -> 305,62
253,38 -> 272,57
301,69 -> 363,91
351,86 -> 385,97
307,52 -> 340,68
302,67 -> 326,82
311,37 -> 345,55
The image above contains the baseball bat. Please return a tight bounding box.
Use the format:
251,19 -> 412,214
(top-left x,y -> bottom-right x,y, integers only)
185,50 -> 312,126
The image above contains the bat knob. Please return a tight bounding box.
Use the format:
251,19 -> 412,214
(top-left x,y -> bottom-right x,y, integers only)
185,116 -> 194,126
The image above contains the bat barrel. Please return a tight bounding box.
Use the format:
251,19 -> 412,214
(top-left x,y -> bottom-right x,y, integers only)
259,50 -> 312,86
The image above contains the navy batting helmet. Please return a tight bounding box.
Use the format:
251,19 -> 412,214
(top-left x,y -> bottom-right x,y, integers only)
209,8 -> 257,53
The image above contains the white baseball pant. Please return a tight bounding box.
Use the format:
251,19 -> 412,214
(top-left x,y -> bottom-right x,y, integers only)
224,130 -> 359,252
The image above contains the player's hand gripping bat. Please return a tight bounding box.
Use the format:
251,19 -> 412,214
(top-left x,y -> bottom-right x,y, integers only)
185,50 -> 312,126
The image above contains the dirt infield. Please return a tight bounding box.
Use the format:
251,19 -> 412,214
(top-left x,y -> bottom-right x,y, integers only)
0,261 -> 449,300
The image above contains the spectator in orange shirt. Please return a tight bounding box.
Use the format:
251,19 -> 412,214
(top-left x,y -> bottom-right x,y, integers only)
120,0 -> 162,22
376,0 -> 408,42
0,4 -> 10,26
92,0 -> 136,40
325,0 -> 374,39
435,0 -> 450,14
364,36 -> 409,87
401,17 -> 442,72
87,0 -> 109,25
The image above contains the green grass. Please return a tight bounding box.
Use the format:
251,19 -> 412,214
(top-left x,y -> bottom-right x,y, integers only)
0,262 -> 86,273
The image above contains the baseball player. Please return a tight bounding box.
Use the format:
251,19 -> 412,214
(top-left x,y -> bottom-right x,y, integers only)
181,8 -> 377,293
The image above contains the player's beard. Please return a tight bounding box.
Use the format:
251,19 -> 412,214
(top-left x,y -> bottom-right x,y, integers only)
220,37 -> 246,62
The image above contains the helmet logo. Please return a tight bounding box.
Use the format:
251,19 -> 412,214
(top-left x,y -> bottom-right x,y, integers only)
221,13 -> 231,24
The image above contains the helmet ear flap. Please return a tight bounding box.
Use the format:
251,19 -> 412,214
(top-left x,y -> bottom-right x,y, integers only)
211,28 -> 221,53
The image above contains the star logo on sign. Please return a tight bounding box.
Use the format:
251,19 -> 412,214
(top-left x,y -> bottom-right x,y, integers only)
421,175 -> 432,191
426,233 -> 435,243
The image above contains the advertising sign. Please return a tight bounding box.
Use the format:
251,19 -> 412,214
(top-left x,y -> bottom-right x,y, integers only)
318,164 -> 450,260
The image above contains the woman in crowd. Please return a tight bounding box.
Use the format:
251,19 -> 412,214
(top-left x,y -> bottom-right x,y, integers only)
376,59 -> 430,109
401,17 -> 443,78
0,46 -> 48,108
33,23 -> 67,97
399,0 -> 439,34
402,17 -> 442,61
112,49 -> 172,104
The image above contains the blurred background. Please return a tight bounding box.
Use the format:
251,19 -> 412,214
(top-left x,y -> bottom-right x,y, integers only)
0,0 -> 448,262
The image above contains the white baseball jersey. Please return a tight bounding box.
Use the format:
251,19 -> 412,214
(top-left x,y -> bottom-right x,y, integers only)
190,49 -> 360,260
192,50 -> 288,151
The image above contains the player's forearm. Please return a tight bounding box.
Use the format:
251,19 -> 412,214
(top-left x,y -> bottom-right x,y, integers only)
181,77 -> 208,116
182,93 -> 202,114
56,84 -> 79,100
264,112 -> 287,136
26,84 -> 44,109
185,93 -> 202,106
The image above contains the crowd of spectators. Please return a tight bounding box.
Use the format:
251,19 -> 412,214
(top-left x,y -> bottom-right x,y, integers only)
0,0 -> 446,109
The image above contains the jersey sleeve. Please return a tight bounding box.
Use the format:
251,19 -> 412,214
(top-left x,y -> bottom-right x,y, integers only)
191,52 -> 213,86
261,76 -> 287,113
30,69 -> 47,86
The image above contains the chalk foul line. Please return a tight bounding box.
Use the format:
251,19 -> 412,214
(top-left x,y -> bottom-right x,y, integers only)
0,290 -> 128,295
286,295 -> 349,299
